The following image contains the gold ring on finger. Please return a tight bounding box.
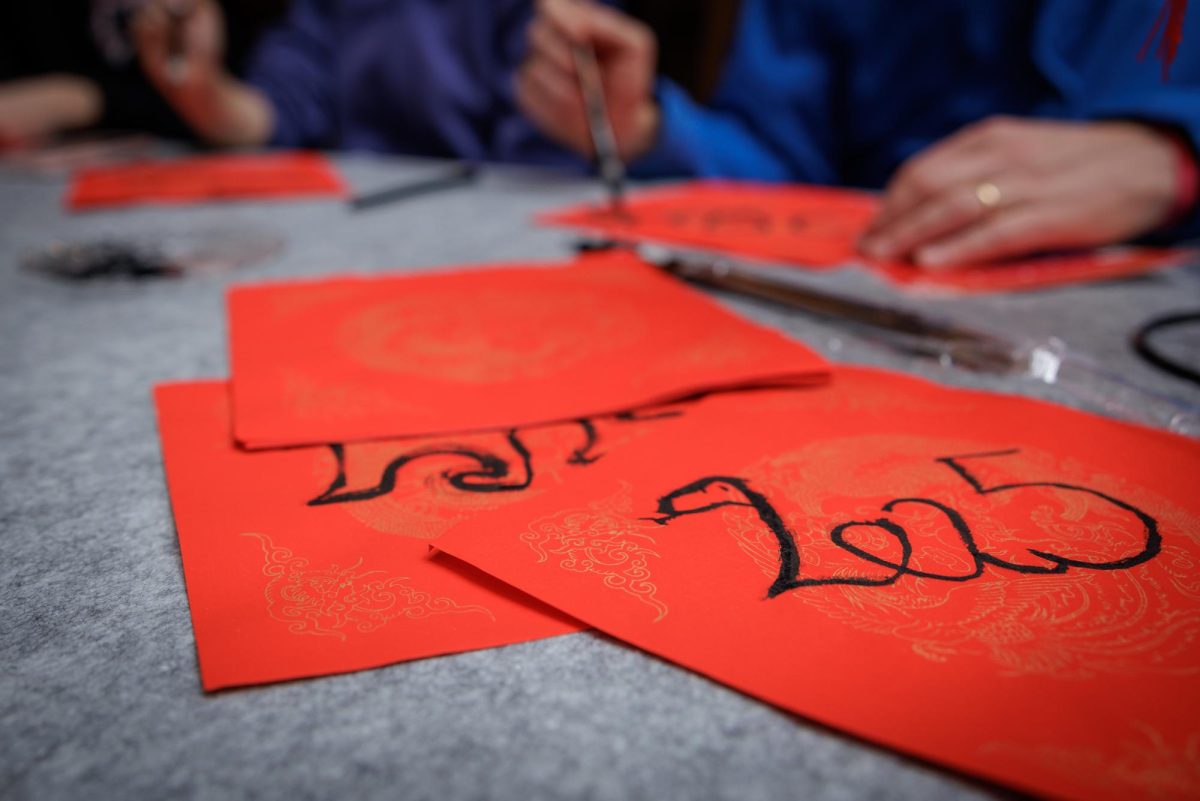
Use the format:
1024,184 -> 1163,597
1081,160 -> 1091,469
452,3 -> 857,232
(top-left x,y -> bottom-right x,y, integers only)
975,181 -> 1002,211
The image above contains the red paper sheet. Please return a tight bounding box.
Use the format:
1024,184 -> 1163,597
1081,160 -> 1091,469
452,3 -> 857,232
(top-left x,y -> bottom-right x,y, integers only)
540,182 -> 1190,293
541,181 -> 876,267
879,247 -> 1195,294
67,151 -> 346,210
228,250 -> 830,449
435,367 -> 1200,801
155,380 -> 608,691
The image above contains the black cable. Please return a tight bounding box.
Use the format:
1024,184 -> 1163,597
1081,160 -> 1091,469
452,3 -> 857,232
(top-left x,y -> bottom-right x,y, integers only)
1131,310 -> 1200,386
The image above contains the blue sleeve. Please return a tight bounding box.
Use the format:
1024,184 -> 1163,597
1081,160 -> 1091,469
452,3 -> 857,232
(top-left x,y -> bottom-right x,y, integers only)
630,0 -> 839,184
1034,0 -> 1200,241
243,0 -> 337,149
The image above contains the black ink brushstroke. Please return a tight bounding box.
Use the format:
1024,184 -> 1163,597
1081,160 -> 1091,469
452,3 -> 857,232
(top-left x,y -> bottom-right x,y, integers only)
648,449 -> 1162,599
665,206 -> 781,235
307,430 -> 533,506
936,449 -> 1161,572
786,214 -> 809,232
701,206 -> 772,233
614,408 -> 685,422
567,419 -> 604,465
823,498 -> 983,585
645,476 -> 800,598
307,407 -> 689,508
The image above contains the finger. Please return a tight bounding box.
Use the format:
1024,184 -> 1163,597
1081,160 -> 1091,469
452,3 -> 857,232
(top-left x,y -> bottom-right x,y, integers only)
165,0 -> 198,16
184,1 -> 225,64
132,3 -> 171,76
525,60 -> 584,118
539,0 -> 652,56
517,63 -> 590,155
133,1 -> 169,46
860,182 -> 987,261
869,117 -> 1030,234
515,64 -> 541,119
527,17 -> 576,78
585,3 -> 655,57
538,0 -> 591,44
516,69 -> 555,136
868,145 -> 1009,240
914,203 -> 1077,269
862,177 -> 1037,261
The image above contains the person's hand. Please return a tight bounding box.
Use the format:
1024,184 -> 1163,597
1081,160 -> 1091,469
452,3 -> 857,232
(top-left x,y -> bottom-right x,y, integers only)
518,0 -> 660,161
0,75 -> 102,149
132,0 -> 226,95
132,0 -> 272,146
858,117 -> 1180,268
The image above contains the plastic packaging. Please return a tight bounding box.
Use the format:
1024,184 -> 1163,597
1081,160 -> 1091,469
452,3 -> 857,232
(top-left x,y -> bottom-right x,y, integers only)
874,331 -> 1200,437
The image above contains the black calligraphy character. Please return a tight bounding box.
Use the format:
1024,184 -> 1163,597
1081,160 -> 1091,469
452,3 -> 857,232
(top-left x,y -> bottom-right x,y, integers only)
566,419 -> 603,465
647,449 -> 1161,599
307,430 -> 534,506
936,449 -> 1161,573
645,476 -> 802,598
308,410 -> 690,508
701,206 -> 773,234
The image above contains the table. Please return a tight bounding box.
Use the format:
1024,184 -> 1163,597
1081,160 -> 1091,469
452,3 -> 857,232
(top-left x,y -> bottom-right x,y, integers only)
3,153 -> 1198,801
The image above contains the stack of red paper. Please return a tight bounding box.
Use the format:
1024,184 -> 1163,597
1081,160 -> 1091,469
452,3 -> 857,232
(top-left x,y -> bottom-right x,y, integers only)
158,250 -> 830,689
154,193 -> 1200,801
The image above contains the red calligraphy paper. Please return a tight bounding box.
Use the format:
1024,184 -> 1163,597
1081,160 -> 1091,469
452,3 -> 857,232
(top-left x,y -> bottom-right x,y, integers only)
435,367 -> 1200,801
541,181 -> 876,267
155,380 -> 598,691
540,182 -> 1191,292
877,247 -> 1195,294
228,250 -> 830,449
67,151 -> 346,210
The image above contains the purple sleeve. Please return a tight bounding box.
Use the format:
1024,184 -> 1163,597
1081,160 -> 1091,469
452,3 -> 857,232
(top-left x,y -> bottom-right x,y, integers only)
490,0 -> 587,170
242,0 -> 338,148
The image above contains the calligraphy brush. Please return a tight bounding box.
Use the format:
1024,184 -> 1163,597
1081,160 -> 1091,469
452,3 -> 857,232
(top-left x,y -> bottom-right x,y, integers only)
349,163 -> 479,212
621,243 -> 1200,433
572,44 -> 626,215
645,247 -> 1018,372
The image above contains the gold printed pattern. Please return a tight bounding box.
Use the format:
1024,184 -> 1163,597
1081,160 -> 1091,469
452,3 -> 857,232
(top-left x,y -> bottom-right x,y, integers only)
336,284 -> 644,382
727,437 -> 1200,678
521,485 -> 668,621
244,533 -> 493,639
282,369 -> 422,422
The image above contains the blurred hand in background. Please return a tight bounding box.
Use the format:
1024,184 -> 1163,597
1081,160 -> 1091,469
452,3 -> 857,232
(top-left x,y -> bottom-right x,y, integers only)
133,0 -> 272,146
0,75 -> 102,149
518,0 -> 660,161
134,0 -> 225,90
859,118 -> 1181,268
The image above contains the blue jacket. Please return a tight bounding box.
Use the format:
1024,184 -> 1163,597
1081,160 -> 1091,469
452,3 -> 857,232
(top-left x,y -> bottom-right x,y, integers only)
244,0 -> 581,169
635,0 -> 1200,239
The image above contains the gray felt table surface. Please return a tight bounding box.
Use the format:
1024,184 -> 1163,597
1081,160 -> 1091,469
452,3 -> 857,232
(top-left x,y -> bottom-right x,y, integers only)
3,153 -> 1199,801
